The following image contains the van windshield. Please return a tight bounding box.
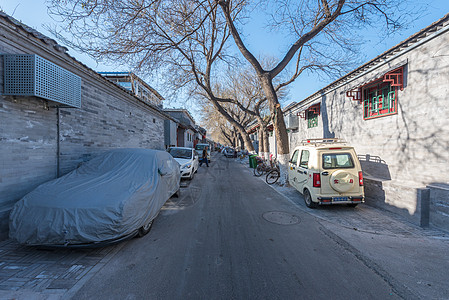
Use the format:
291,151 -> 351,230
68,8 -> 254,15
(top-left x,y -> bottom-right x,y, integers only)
322,153 -> 354,169
195,144 -> 207,150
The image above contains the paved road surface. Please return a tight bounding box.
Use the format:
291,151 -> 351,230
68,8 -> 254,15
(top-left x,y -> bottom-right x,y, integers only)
71,153 -> 400,299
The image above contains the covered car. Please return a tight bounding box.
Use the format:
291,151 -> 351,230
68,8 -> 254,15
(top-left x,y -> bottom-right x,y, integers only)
9,148 -> 180,247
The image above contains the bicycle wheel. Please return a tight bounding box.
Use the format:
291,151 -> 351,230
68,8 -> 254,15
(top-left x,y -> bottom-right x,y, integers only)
254,164 -> 264,177
266,169 -> 280,184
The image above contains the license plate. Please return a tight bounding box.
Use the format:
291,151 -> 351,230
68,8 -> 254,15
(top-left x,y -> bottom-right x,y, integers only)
333,197 -> 348,202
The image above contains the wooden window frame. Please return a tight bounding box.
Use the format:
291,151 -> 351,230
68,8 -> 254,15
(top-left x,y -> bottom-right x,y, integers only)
362,79 -> 398,120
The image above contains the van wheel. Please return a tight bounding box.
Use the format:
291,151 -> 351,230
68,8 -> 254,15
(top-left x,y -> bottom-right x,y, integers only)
304,190 -> 318,209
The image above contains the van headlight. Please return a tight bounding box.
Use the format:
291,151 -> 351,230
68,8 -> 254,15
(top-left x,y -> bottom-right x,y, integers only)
182,164 -> 191,169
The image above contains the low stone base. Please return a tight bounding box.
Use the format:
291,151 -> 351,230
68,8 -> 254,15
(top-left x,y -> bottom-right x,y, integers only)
364,178 -> 422,225
364,178 -> 449,233
428,183 -> 449,232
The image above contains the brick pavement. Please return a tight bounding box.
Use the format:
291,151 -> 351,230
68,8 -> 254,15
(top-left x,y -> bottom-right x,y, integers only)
0,240 -> 124,299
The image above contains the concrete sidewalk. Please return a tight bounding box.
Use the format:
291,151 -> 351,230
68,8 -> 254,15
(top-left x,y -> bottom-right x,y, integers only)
240,162 -> 449,299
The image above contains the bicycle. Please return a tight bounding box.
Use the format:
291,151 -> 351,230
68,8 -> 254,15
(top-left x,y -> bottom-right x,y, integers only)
254,159 -> 271,177
265,164 -> 280,184
239,150 -> 249,160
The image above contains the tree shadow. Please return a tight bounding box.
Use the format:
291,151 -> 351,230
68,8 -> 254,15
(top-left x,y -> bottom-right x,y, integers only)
321,93 -> 335,139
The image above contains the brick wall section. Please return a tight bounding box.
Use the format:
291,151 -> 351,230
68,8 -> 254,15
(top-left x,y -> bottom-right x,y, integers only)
0,15 -> 167,240
284,23 -> 449,229
58,83 -> 165,175
0,96 -> 58,209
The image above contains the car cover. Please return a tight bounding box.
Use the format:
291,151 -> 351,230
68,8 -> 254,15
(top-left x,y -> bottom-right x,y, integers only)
9,148 -> 180,246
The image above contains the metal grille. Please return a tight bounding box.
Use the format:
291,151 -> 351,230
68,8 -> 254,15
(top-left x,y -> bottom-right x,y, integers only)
3,55 -> 35,95
3,54 -> 81,108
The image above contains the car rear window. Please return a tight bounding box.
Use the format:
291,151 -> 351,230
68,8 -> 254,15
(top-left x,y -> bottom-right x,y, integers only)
322,153 -> 354,169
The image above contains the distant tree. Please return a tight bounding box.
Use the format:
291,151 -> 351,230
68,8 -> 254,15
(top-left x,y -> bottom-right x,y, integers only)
199,100 -> 239,147
211,61 -> 290,158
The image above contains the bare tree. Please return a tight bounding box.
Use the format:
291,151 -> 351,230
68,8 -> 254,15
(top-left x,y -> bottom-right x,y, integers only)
216,0 -> 415,183
230,68 -> 271,159
216,62 -> 290,158
198,82 -> 255,150
199,100 -> 239,146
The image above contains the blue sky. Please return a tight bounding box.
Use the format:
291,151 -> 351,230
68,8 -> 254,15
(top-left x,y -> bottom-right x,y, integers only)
1,1 -> 449,121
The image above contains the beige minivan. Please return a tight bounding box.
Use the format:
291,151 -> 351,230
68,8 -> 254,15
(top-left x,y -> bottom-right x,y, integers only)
288,139 -> 364,208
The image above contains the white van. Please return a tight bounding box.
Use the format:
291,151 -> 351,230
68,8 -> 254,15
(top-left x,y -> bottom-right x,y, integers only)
288,139 -> 364,208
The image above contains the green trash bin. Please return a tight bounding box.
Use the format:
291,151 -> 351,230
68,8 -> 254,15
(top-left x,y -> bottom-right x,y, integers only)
249,155 -> 257,169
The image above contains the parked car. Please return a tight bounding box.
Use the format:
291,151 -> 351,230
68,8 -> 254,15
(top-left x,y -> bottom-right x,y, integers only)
195,143 -> 211,162
223,147 -> 235,158
288,139 -> 364,208
9,148 -> 181,247
168,147 -> 199,180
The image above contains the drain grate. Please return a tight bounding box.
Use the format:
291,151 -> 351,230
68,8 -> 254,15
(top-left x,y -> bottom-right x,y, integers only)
262,211 -> 300,225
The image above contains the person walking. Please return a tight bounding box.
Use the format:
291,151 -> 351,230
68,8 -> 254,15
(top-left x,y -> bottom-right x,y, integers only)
199,146 -> 209,167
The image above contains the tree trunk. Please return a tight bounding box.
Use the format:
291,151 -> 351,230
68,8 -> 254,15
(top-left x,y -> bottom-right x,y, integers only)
238,133 -> 244,150
263,125 -> 270,161
256,116 -> 269,159
260,74 -> 290,184
239,127 -> 254,152
258,123 -> 264,157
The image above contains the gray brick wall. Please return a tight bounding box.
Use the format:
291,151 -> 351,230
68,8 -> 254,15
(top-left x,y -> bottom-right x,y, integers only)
0,17 -> 167,240
57,83 -> 165,175
0,96 -> 58,210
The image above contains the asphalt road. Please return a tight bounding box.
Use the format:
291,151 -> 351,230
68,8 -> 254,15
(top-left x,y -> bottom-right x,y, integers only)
71,153 -> 400,300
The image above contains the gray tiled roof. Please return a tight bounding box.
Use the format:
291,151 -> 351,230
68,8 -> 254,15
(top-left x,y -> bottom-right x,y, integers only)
0,11 -> 68,52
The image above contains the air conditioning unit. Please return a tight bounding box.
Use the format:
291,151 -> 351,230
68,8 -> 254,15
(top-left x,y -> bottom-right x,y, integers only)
3,54 -> 81,108
285,114 -> 299,129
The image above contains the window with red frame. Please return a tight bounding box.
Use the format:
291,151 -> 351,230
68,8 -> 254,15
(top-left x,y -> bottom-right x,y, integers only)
361,66 -> 403,120
362,80 -> 397,120
306,103 -> 320,128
